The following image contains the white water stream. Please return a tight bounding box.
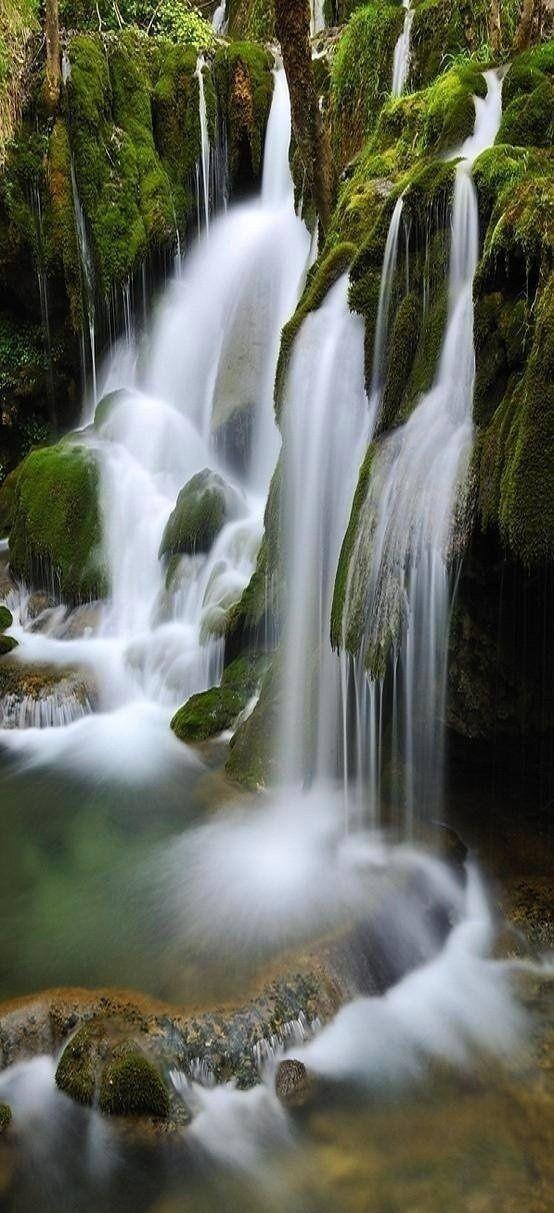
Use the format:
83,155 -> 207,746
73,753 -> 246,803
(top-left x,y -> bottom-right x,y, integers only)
2,66 -> 309,773
392,0 -> 414,97
342,70 -> 504,827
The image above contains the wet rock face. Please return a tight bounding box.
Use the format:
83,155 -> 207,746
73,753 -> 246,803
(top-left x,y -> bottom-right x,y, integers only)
0,661 -> 97,728
159,469 -> 244,559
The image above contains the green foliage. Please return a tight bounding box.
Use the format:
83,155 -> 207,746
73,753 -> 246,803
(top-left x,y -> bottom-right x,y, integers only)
59,0 -> 215,49
3,441 -> 107,603
330,2 -> 405,167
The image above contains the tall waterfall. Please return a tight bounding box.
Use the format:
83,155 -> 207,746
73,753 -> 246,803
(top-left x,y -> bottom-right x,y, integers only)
278,279 -> 368,787
343,69 -> 504,828
3,67 -> 309,768
392,0 -> 414,97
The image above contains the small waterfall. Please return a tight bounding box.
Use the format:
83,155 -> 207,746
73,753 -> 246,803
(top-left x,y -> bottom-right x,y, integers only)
70,159 -> 97,407
369,195 -> 405,409
212,1 -> 227,33
310,0 -> 326,36
344,70 -> 504,829
195,56 -> 211,233
391,0 -> 414,97
31,184 -> 55,419
279,277 -> 369,787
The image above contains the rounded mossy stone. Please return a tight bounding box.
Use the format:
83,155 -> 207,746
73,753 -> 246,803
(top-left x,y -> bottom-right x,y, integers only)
171,653 -> 269,744
55,1022 -> 97,1106
0,605 -> 13,631
98,1050 -> 169,1119
6,442 -> 107,605
159,469 -> 242,559
93,389 -> 129,430
0,1102 -> 11,1133
171,686 -> 244,744
0,634 -> 18,656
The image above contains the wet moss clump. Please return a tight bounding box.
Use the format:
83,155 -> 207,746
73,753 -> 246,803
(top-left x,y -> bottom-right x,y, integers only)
171,653 -> 270,744
159,469 -> 242,559
55,1021 -> 97,1105
214,41 -> 274,189
2,442 -> 106,604
0,604 -> 17,656
330,2 -> 405,167
226,658 -> 279,789
0,1102 -> 11,1132
275,242 -> 357,417
498,43 -> 554,149
98,1050 -> 169,1118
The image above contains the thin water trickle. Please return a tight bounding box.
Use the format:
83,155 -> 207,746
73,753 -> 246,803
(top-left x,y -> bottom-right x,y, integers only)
196,56 -> 211,233
392,0 -> 414,97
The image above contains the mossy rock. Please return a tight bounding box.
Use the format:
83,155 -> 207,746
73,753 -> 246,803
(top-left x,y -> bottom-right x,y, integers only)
0,605 -> 13,631
498,43 -> 554,149
225,658 -> 279,789
93,389 -> 129,430
171,653 -> 270,744
0,634 -> 18,657
98,1050 -> 169,1118
2,442 -> 107,604
159,469 -> 243,559
330,1 -> 405,167
0,1102 -> 11,1133
55,1019 -> 169,1119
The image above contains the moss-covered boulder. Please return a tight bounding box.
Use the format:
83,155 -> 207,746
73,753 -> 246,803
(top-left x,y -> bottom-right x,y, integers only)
0,1102 -> 11,1133
55,1019 -> 170,1119
225,658 -> 279,788
0,603 -> 17,657
159,469 -> 243,559
171,653 -> 270,744
0,441 -> 107,604
98,1050 -> 169,1118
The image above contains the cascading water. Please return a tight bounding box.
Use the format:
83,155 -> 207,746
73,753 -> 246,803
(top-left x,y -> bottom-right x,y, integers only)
342,70 -> 504,828
391,0 -> 414,97
71,159 -> 97,407
278,278 -> 369,788
195,56 -> 211,232
212,1 -> 227,33
2,66 -> 309,770
310,0 -> 326,36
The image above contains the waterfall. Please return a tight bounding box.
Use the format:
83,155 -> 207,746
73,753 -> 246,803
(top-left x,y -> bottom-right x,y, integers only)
195,56 -> 211,233
344,70 -> 504,828
391,0 -> 414,97
2,67 -> 309,768
310,0 -> 326,36
212,1 -> 227,33
70,159 -> 97,407
278,278 -> 369,788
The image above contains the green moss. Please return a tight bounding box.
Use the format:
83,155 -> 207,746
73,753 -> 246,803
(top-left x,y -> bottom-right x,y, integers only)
98,1050 -> 169,1118
225,658 -> 279,788
55,1023 -> 97,1106
214,41 -> 273,186
421,62 -> 487,153
409,0 -> 504,89
331,443 -> 375,651
275,242 -> 357,417
473,290 -> 528,427
0,1102 -> 12,1132
171,654 -> 270,744
48,119 -> 82,327
159,469 -> 240,559
330,2 -> 405,167
0,605 -> 13,630
226,0 -> 275,42
0,634 -> 18,656
3,442 -> 106,603
478,274 -> 554,566
379,291 -> 421,432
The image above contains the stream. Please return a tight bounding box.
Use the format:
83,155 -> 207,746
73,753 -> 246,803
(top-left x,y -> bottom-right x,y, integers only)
0,50 -> 551,1213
